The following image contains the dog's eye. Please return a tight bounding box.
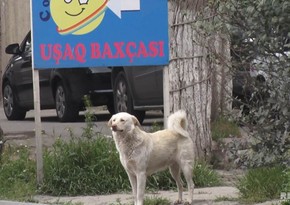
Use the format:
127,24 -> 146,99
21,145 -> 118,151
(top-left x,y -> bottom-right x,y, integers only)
120,119 -> 125,122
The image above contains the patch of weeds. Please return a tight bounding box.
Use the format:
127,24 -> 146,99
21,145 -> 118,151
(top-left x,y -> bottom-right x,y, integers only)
82,95 -> 97,139
193,161 -> 221,187
211,117 -> 241,141
147,170 -> 176,191
41,96 -> 130,196
41,135 -> 130,196
0,144 -> 36,201
281,199 -> 290,205
237,166 -> 285,203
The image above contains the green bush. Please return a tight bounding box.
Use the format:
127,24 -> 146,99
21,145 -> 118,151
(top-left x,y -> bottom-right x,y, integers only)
0,145 -> 36,201
237,166 -> 285,203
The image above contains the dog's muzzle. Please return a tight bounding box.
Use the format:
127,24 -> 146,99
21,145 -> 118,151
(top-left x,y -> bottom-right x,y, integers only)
111,125 -> 123,132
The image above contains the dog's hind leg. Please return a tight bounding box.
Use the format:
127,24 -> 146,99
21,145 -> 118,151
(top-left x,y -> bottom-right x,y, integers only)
169,164 -> 183,204
180,161 -> 194,205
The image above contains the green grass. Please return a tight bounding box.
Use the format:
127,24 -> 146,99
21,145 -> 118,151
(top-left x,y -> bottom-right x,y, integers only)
211,117 -> 241,141
0,145 -> 36,201
237,166 -> 285,203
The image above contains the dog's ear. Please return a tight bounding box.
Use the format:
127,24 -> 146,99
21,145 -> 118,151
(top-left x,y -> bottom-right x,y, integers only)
107,117 -> 113,127
132,116 -> 141,127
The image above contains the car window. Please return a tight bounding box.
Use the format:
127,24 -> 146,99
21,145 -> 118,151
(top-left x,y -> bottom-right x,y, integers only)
24,37 -> 31,53
23,35 -> 31,53
19,32 -> 31,54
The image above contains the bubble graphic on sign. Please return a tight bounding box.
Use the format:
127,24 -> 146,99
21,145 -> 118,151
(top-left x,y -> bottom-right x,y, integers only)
50,0 -> 108,35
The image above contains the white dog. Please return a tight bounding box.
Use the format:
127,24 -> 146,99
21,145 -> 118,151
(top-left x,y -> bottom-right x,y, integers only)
108,110 -> 195,205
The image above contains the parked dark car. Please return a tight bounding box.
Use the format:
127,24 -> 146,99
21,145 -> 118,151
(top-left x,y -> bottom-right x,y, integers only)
110,66 -> 164,123
111,65 -> 257,123
2,32 -> 113,122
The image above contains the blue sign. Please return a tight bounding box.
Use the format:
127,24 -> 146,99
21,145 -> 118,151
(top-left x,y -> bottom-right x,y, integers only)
31,0 -> 169,69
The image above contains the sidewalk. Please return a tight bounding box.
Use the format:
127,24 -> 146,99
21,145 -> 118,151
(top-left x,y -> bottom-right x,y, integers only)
0,186 -> 282,205
34,186 -> 240,205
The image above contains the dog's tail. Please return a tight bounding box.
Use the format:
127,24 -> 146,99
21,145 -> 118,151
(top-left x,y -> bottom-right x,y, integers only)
167,110 -> 190,138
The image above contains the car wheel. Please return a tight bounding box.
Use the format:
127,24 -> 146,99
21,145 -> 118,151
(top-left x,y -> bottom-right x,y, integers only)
2,82 -> 26,120
55,82 -> 79,122
113,71 -> 145,123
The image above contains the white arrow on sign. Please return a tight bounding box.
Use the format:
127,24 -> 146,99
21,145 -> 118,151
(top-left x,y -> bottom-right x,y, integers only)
107,0 -> 140,18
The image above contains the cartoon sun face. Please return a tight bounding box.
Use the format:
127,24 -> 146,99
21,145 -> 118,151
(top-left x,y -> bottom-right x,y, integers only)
50,0 -> 108,35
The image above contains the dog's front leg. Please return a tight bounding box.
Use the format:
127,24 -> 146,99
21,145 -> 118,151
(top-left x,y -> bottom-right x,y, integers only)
127,172 -> 138,205
136,172 -> 147,205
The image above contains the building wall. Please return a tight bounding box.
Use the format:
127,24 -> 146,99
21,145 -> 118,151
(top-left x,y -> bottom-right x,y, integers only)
0,0 -> 30,98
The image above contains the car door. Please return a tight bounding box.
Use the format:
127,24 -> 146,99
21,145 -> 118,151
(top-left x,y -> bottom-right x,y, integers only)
10,32 -> 53,108
124,66 -> 164,106
10,33 -> 34,107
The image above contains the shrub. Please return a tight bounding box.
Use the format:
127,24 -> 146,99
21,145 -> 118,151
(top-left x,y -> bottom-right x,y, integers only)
217,0 -> 290,167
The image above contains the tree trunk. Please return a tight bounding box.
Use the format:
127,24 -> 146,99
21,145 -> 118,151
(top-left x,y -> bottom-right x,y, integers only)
168,0 -> 212,160
167,0 -> 231,160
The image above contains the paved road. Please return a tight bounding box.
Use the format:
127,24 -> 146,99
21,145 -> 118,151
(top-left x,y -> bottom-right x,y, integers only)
0,106 -> 163,149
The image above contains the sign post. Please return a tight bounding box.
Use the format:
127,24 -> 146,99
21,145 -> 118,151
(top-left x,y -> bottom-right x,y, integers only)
30,0 -> 43,184
32,69 -> 43,184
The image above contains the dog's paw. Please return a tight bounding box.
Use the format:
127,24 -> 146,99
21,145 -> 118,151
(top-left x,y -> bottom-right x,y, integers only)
183,201 -> 193,205
173,200 -> 183,205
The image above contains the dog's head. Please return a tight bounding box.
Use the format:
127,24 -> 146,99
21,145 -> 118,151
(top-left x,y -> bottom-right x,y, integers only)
108,112 -> 141,133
